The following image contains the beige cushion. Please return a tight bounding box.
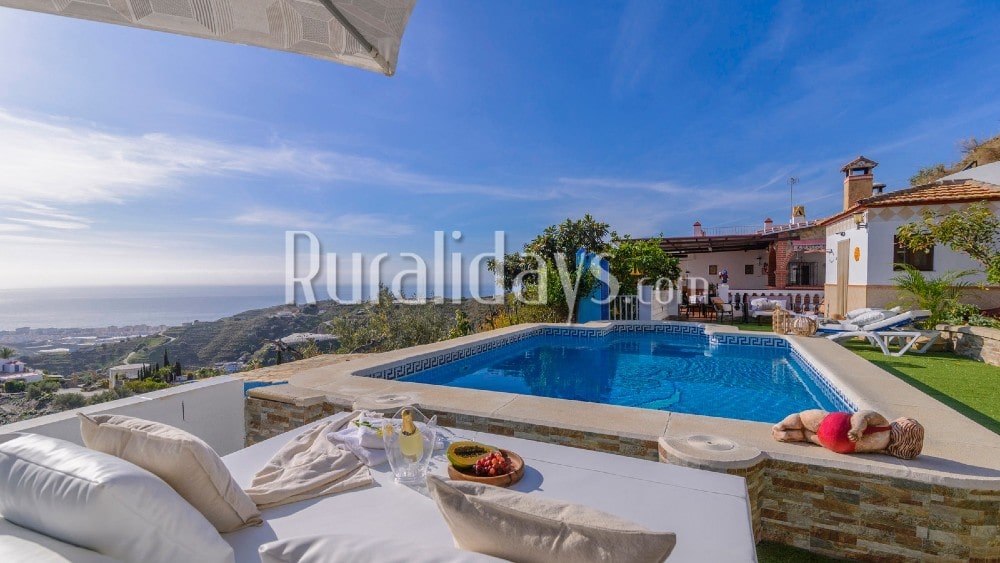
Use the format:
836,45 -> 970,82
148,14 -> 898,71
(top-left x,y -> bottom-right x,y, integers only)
79,413 -> 261,533
259,534 -> 508,563
427,476 -> 676,562
0,433 -> 233,563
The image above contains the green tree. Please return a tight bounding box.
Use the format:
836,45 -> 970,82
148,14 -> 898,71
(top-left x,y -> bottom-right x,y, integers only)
909,164 -> 947,186
163,350 -> 169,368
892,265 -> 974,328
606,236 -> 681,296
896,201 -> 1000,284
0,347 -> 15,359
276,350 -> 283,365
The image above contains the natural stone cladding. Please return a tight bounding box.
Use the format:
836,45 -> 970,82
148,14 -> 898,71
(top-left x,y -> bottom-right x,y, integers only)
939,325 -> 1000,367
660,443 -> 1000,562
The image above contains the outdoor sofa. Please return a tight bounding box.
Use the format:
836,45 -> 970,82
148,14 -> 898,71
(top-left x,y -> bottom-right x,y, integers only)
0,411 -> 757,562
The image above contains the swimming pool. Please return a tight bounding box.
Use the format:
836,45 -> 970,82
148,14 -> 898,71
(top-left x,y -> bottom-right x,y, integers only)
393,326 -> 850,423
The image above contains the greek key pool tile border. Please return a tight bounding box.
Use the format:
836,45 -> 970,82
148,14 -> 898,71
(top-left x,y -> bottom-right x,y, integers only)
790,348 -> 857,411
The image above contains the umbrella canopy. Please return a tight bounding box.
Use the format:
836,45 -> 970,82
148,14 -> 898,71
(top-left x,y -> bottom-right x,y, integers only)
0,0 -> 416,75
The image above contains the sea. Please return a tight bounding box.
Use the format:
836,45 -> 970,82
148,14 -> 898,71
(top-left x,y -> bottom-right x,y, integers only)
0,286 -> 287,331
0,283 -> 485,331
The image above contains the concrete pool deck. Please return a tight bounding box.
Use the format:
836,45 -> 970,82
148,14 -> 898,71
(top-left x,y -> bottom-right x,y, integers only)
245,321 -> 1000,560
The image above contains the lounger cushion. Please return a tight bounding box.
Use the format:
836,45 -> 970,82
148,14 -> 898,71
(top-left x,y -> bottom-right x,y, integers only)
0,433 -> 234,563
0,518 -> 122,563
258,534 -> 508,563
427,476 -> 676,562
79,413 -> 262,533
852,310 -> 888,326
750,298 -> 773,310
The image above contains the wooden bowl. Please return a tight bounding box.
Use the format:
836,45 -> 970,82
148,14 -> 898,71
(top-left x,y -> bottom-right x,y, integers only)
447,449 -> 524,487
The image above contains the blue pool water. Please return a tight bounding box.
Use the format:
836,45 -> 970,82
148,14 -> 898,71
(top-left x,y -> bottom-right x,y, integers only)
399,332 -> 848,423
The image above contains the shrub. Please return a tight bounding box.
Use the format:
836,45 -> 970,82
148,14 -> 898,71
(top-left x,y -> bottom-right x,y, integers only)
52,393 -> 87,410
3,380 -> 26,393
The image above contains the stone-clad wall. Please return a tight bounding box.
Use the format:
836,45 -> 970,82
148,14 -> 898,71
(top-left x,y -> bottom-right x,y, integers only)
660,445 -> 1000,562
940,325 -> 1000,367
245,385 -> 347,445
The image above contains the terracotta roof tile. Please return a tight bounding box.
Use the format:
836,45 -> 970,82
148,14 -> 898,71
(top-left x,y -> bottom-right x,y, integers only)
859,179 -> 1000,207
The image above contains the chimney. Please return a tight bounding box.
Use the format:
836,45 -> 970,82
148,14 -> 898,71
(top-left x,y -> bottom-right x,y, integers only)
763,217 -> 773,231
693,222 -> 704,236
792,206 -> 806,225
841,156 -> 878,210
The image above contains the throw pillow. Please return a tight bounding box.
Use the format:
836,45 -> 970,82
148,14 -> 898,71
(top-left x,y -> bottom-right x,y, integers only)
0,433 -> 234,563
259,534 -> 507,563
79,413 -> 261,533
427,476 -> 676,562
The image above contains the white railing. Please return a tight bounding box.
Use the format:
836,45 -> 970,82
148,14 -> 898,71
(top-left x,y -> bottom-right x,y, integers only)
610,294 -> 640,321
730,289 -> 825,314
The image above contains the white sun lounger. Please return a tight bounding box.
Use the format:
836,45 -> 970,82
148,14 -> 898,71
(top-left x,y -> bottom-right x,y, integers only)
221,412 -> 758,562
822,310 -> 938,357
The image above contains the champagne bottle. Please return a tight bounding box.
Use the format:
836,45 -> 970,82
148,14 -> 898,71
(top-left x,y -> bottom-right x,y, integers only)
399,407 -> 423,460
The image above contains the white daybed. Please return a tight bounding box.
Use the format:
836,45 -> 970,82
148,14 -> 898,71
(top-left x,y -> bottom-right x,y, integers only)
221,412 -> 757,562
0,412 -> 757,562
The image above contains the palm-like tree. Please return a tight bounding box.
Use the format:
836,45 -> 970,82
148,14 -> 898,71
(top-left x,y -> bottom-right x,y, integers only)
0,347 -> 15,359
891,265 -> 974,328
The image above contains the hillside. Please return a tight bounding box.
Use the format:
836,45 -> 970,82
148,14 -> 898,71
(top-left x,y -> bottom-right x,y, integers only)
910,133 -> 1000,185
21,298 -> 496,375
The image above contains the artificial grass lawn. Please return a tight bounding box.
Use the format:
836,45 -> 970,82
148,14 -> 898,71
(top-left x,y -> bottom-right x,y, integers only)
842,340 -> 1000,435
757,541 -> 844,562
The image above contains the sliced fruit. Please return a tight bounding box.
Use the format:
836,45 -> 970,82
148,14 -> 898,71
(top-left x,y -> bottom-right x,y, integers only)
446,441 -> 498,469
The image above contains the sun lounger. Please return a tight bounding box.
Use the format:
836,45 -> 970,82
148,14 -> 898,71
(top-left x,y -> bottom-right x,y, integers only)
817,309 -> 929,335
822,310 -> 937,357
221,412 -> 758,562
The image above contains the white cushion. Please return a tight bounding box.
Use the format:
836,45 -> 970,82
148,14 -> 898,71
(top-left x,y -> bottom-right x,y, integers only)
845,307 -> 876,320
0,518 -> 121,563
852,310 -> 888,326
0,433 -> 234,563
427,476 -> 676,562
750,297 -> 771,310
79,413 -> 261,533
258,534 -> 507,563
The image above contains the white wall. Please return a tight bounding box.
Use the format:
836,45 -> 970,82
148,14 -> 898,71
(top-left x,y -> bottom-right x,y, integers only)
866,213 -> 991,285
825,219 -> 870,285
679,250 -> 768,289
0,376 -> 246,455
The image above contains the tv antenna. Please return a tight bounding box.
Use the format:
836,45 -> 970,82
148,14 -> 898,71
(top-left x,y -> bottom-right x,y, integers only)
788,177 -> 799,225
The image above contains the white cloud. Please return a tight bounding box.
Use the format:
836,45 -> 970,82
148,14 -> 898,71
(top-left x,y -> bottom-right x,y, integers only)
231,208 -> 415,237
6,217 -> 89,230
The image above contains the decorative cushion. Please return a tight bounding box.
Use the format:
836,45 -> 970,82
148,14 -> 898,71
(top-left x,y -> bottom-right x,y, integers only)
852,310 -> 888,326
79,413 -> 261,533
258,534 -> 507,563
0,518 -> 121,563
427,476 -> 676,562
0,433 -> 234,563
750,298 -> 771,310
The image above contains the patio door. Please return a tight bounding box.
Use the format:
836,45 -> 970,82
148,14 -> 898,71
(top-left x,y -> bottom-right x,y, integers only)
836,240 -> 850,316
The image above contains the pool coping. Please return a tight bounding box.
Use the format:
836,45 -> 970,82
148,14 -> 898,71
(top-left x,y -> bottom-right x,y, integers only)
277,321 -> 1000,491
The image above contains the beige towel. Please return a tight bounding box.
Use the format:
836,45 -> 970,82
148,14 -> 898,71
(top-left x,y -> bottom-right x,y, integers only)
245,413 -> 374,509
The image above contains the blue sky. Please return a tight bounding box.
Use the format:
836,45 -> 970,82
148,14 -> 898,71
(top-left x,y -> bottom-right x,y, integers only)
1,1 -> 999,291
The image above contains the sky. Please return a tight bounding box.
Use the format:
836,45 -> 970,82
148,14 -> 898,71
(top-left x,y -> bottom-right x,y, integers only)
1,1 -> 999,292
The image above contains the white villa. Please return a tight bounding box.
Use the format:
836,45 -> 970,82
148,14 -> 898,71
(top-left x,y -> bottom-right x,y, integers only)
652,156 -> 1000,317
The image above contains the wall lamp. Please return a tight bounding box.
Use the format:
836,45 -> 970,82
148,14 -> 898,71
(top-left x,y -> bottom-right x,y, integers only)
853,211 -> 868,229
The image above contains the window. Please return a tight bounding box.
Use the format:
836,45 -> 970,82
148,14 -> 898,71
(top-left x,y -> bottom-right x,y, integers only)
745,265 -> 754,275
893,236 -> 934,271
788,262 -> 814,286
708,265 -> 718,275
